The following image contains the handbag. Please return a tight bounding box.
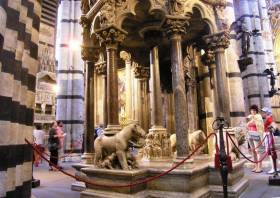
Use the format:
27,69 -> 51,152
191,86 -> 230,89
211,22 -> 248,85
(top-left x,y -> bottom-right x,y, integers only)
48,141 -> 58,151
273,128 -> 280,136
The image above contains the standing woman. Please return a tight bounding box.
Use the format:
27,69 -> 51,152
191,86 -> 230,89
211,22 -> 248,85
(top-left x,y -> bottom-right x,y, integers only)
247,105 -> 264,173
48,121 -> 60,171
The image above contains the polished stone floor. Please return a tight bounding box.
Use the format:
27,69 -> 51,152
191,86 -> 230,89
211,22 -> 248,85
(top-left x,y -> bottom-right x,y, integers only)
32,160 -> 280,198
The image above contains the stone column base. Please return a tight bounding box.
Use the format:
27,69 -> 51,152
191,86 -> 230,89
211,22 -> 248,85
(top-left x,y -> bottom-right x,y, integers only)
81,153 -> 94,164
144,126 -> 171,160
173,157 -> 194,169
104,125 -> 122,136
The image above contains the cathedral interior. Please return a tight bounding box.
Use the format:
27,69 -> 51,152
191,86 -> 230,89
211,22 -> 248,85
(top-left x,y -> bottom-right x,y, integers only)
1,0 -> 280,197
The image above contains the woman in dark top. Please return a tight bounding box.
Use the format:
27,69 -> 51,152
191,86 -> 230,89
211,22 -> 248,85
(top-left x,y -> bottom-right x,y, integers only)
48,121 -> 60,171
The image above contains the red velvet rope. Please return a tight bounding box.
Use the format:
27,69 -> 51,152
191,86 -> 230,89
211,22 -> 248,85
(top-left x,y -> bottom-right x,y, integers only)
227,133 -> 269,164
42,139 -> 83,159
25,132 -> 219,188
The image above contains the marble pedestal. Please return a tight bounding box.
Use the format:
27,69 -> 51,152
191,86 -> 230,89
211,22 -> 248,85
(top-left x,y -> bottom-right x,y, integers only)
75,158 -> 248,198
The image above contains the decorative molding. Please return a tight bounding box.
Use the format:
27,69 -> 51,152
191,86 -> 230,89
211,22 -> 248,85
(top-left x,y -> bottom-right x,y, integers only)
95,25 -> 127,45
204,31 -> 230,51
162,15 -> 190,36
134,64 -> 150,79
81,46 -> 100,61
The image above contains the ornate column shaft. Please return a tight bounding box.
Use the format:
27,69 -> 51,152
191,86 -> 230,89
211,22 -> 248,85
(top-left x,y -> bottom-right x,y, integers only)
80,16 -> 99,164
150,46 -> 164,127
95,26 -> 127,135
95,61 -> 107,127
163,16 -> 189,157
120,51 -> 133,121
204,31 -> 231,121
202,49 -> 220,119
134,65 -> 150,133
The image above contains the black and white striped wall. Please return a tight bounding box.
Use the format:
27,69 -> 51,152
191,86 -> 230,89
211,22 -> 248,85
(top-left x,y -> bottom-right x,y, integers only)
0,0 -> 41,197
56,0 -> 84,152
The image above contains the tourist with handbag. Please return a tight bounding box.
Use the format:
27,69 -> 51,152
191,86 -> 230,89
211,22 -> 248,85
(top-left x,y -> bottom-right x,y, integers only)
247,105 -> 264,173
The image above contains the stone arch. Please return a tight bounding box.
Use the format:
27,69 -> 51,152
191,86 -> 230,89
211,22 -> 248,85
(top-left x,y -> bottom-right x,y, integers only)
190,2 -> 218,33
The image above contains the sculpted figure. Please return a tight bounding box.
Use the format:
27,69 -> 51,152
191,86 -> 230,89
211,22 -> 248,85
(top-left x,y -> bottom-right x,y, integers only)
81,0 -> 90,14
142,133 -> 154,159
94,123 -> 146,170
162,133 -> 171,157
240,21 -> 251,57
153,133 -> 162,158
170,130 -> 207,155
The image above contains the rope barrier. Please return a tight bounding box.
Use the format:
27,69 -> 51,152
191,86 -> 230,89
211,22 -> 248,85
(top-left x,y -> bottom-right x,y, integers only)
227,133 -> 269,164
42,139 -> 83,160
25,132 -> 219,188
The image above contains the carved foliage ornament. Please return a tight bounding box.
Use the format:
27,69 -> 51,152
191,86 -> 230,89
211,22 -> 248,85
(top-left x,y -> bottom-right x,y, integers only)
163,17 -> 189,36
81,46 -> 100,61
134,65 -> 150,79
95,62 -> 107,75
204,31 -> 230,50
95,26 -> 127,45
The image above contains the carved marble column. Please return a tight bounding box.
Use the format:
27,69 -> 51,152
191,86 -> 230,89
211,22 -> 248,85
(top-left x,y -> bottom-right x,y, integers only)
134,65 -> 150,133
80,16 -> 99,164
120,51 -> 133,122
204,31 -> 231,122
201,49 -> 219,119
142,29 -> 169,159
163,16 -> 189,158
95,26 -> 127,135
82,61 -> 94,164
95,60 -> 107,127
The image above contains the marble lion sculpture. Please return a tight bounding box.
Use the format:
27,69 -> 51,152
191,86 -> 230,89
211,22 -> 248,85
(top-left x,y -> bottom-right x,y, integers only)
170,130 -> 207,155
94,123 -> 146,170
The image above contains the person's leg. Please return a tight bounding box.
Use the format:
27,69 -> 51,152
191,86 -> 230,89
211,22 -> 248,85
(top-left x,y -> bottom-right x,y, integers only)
248,138 -> 257,171
53,149 -> 58,167
254,139 -> 263,172
49,150 -> 54,170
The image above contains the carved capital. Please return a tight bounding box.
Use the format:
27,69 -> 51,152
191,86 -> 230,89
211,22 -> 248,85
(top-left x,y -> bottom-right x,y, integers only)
95,25 -> 127,46
95,61 -> 107,75
81,46 -> 99,62
204,31 -> 230,51
134,65 -> 150,79
162,15 -> 190,37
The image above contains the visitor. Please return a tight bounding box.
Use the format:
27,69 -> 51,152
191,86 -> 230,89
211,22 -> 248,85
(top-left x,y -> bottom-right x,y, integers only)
56,121 -> 66,163
246,104 -> 264,173
95,124 -> 104,137
261,107 -> 277,174
33,124 -> 45,167
48,121 -> 60,171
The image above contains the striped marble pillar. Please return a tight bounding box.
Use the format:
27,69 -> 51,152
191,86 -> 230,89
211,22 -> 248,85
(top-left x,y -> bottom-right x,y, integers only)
259,0 -> 279,120
0,0 -> 41,197
237,0 -> 271,109
56,0 -> 84,152
224,0 -> 246,125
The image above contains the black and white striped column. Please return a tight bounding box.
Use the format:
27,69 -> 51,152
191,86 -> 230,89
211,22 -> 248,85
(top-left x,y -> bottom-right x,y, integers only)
0,0 -> 41,197
56,0 -> 84,152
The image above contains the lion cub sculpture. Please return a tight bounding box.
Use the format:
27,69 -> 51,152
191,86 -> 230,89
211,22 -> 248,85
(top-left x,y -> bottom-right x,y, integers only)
94,123 -> 146,170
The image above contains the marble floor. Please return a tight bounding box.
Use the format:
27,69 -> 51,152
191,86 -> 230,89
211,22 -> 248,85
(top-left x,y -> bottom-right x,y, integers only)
32,160 -> 280,198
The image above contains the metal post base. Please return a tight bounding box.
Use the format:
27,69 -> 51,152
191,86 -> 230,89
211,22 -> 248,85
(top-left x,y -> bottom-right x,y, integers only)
32,179 -> 40,188
269,175 -> 280,186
